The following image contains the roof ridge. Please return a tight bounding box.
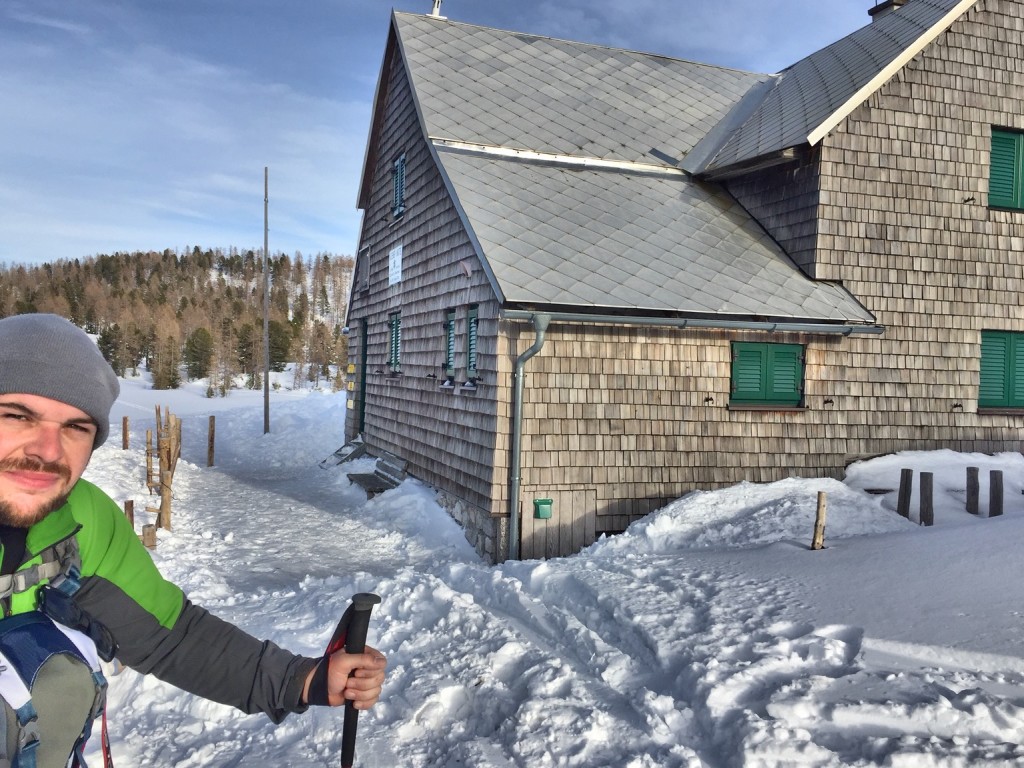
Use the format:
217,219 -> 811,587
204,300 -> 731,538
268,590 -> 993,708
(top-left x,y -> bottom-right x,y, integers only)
392,10 -> 767,77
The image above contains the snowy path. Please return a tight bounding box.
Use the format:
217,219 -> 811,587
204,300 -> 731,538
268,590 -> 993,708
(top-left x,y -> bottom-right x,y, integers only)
87,388 -> 1024,766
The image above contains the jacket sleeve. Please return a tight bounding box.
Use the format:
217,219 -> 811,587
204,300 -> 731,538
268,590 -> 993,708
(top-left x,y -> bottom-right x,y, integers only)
70,482 -> 319,723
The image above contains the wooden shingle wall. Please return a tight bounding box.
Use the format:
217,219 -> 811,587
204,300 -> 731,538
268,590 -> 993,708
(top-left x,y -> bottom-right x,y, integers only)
509,322 -> 852,555
811,0 -> 1024,457
728,152 -> 822,278
347,52 -> 509,560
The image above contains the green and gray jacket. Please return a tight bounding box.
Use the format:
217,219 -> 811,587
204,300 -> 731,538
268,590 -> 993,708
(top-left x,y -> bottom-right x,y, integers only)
4,478 -> 317,723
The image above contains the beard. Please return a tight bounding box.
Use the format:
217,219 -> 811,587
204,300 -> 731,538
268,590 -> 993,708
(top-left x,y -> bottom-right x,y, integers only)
0,457 -> 73,528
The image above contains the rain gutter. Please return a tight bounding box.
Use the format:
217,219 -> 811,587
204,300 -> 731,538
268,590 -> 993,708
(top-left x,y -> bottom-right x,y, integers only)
507,313 -> 550,562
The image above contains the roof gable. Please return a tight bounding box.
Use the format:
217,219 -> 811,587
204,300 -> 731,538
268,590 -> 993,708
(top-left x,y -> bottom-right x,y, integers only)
688,0 -> 979,176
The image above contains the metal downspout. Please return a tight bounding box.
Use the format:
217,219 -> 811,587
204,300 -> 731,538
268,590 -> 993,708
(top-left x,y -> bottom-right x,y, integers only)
508,313 -> 550,561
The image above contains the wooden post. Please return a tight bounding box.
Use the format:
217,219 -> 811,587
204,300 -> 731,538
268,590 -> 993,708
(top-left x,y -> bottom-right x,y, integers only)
155,407 -> 180,531
919,472 -> 934,526
811,491 -> 827,550
208,415 -> 216,467
989,470 -> 1004,517
124,499 -> 134,527
122,416 -> 129,450
157,470 -> 172,531
146,429 -> 157,494
141,524 -> 157,549
966,466 -> 979,515
896,468 -> 912,518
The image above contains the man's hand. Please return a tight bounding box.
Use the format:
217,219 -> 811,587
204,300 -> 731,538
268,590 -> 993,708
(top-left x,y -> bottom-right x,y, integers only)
304,645 -> 387,709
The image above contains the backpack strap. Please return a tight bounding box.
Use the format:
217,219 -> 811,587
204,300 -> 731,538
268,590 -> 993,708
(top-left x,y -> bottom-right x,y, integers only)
0,537 -> 113,768
0,536 -> 82,605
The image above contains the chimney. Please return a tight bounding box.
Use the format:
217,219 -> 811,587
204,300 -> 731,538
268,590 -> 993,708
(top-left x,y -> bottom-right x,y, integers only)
430,0 -> 445,18
869,0 -> 908,21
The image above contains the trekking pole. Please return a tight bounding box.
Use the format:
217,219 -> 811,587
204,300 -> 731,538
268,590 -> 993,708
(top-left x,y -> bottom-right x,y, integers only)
339,593 -> 382,768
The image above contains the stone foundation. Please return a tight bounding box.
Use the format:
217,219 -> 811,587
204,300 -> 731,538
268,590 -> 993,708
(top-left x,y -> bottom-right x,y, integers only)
436,491 -> 508,564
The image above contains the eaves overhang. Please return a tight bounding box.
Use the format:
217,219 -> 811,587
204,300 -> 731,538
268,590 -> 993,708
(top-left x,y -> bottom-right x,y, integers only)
500,308 -> 884,337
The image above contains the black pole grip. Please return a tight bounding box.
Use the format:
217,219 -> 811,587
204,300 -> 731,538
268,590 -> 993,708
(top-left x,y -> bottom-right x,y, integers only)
341,592 -> 382,768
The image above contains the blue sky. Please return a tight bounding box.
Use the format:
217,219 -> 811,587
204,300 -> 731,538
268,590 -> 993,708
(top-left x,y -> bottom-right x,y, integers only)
0,0 -> 874,266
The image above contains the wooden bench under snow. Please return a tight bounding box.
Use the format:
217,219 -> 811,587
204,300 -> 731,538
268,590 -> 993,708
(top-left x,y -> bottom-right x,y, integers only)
347,451 -> 408,498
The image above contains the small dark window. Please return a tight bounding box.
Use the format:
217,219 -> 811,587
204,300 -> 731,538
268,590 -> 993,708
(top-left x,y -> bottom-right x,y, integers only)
979,330 -> 1024,408
730,342 -> 803,406
392,154 -> 407,217
990,129 -> 1024,210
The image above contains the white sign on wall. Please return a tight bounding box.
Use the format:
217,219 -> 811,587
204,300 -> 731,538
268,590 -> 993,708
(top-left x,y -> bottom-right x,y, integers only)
388,244 -> 403,286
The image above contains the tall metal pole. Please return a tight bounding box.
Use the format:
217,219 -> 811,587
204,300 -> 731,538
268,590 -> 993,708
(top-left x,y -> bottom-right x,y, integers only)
263,167 -> 271,434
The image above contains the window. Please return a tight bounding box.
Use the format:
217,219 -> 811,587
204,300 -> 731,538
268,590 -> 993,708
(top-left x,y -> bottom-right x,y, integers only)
466,305 -> 479,378
730,342 -> 803,407
392,154 -> 406,217
990,128 -> 1024,210
979,330 -> 1024,408
443,310 -> 456,379
387,312 -> 401,372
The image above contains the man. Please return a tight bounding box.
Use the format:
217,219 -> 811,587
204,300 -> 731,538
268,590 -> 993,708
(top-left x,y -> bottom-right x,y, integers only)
0,313 -> 386,767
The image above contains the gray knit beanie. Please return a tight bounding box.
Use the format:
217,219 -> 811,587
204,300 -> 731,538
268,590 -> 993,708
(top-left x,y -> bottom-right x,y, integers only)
0,313 -> 120,447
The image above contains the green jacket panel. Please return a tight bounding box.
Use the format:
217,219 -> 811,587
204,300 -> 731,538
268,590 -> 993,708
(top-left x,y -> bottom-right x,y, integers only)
12,479 -> 316,723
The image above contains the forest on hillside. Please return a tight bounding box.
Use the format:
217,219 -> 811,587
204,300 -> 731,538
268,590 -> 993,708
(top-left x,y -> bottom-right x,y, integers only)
0,247 -> 354,393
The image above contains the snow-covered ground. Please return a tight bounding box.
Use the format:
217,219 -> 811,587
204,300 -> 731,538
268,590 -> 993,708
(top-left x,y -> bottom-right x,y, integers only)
83,372 -> 1024,767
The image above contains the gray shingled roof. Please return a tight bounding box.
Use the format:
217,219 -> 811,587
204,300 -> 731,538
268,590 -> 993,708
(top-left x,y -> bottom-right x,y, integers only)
395,12 -> 767,166
436,148 -> 874,321
691,0 -> 972,174
388,10 -> 886,325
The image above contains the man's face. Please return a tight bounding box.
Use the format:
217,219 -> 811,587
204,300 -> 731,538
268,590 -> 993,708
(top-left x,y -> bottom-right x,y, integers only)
0,394 -> 96,528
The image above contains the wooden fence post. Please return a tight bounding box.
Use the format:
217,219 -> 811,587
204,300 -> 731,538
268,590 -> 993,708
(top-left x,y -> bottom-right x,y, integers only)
124,499 -> 134,527
896,468 -> 913,518
122,416 -> 129,450
146,429 -> 157,494
141,524 -> 157,549
919,472 -> 934,526
989,470 -> 1004,517
966,466 -> 979,515
811,491 -> 827,550
208,415 -> 215,467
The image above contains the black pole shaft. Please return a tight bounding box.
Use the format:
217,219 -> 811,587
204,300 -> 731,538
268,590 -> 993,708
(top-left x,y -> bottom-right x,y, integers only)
341,593 -> 382,768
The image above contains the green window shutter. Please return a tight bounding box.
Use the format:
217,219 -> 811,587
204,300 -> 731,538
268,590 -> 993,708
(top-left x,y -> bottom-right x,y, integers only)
466,305 -> 479,377
392,155 -> 406,217
980,331 -> 1009,406
767,344 -> 803,405
1012,335 -> 1024,407
731,342 -> 803,406
444,311 -> 456,376
731,344 -> 766,403
388,313 -> 401,370
990,130 -> 1022,209
981,330 -> 1024,408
